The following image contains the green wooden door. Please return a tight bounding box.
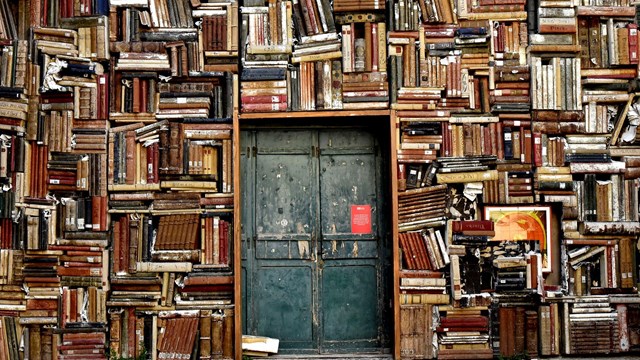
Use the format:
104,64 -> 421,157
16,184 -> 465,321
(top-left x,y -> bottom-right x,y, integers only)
241,128 -> 390,354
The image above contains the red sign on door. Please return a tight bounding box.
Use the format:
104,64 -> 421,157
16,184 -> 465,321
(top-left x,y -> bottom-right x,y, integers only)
351,205 -> 372,234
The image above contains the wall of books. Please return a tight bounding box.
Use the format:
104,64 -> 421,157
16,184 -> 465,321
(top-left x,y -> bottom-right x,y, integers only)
1,0 -> 241,359
1,0 -> 640,358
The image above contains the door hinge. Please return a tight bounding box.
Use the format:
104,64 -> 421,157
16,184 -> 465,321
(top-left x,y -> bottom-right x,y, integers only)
252,146 -> 257,158
311,146 -> 320,158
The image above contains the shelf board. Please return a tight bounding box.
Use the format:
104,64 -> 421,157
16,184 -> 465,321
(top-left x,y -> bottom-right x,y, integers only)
238,109 -> 391,119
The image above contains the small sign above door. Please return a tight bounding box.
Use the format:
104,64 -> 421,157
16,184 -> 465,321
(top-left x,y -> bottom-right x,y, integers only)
351,205 -> 372,234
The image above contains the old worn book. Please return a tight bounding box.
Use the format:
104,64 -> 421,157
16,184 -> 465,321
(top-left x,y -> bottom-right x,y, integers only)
436,170 -> 498,183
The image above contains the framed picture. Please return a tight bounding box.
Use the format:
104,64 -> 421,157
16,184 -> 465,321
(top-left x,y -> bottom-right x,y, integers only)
483,206 -> 552,272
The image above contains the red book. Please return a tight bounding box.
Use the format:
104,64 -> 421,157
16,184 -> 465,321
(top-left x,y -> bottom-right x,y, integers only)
120,215 -> 129,273
181,284 -> 233,293
629,23 -> 638,64
132,77 -> 141,113
97,196 -> 109,231
24,292 -> 55,311
69,289 -> 77,322
183,275 -> 233,286
57,267 -> 101,277
113,220 -> 121,274
147,143 -> 155,183
99,74 -> 109,119
241,94 -> 288,104
303,0 -> 320,34
49,178 -> 76,185
127,308 -> 136,358
91,196 -> 101,231
522,128 -> 532,164
398,233 -> 416,269
533,132 -> 543,167
483,125 -> 491,155
440,316 -> 489,327
61,287 -> 68,327
496,122 -> 504,160
140,78 -> 149,113
220,219 -> 229,265
241,102 -> 288,112
153,142 -> 160,182
57,344 -> 105,350
63,332 -> 106,342
451,220 -> 494,232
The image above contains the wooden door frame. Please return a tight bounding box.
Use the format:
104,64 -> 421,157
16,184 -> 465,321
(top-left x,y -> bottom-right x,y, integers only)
238,117 -> 394,355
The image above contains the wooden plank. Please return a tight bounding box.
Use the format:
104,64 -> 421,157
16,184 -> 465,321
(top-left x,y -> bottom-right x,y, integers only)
238,109 -> 391,119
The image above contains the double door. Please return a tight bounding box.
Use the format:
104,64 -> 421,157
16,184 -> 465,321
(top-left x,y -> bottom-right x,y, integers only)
241,128 -> 390,354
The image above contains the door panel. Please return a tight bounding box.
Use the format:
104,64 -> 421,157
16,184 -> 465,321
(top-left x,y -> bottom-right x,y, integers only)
318,130 -> 382,351
254,152 -> 314,261
256,265 -> 314,348
322,264 -> 379,342
252,130 -> 318,351
319,130 -> 378,237
255,154 -> 314,243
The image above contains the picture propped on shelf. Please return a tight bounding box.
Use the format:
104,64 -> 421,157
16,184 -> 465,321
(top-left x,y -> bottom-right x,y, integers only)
483,206 -> 552,272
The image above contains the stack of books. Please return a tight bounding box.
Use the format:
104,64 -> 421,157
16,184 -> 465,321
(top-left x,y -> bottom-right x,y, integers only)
436,306 -> 492,359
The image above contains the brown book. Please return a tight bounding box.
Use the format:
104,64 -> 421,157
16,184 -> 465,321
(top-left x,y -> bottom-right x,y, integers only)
29,326 -> 42,359
451,220 -> 494,233
120,215 -> 130,273
500,307 -> 515,356
217,311 -> 231,356
200,310 -> 212,358
525,310 -> 539,357
169,122 -> 183,174
27,299 -> 58,311
399,233 -> 416,269
112,219 -> 121,274
618,27 -> 630,64
124,130 -> 136,184
108,311 -> 121,355
211,312 -> 223,357
514,306 -> 525,354
92,195 -> 101,232
129,217 -> 139,274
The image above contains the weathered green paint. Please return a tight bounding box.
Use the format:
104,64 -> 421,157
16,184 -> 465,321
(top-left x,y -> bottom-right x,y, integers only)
322,264 -> 378,342
241,128 -> 389,354
256,265 -> 314,348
